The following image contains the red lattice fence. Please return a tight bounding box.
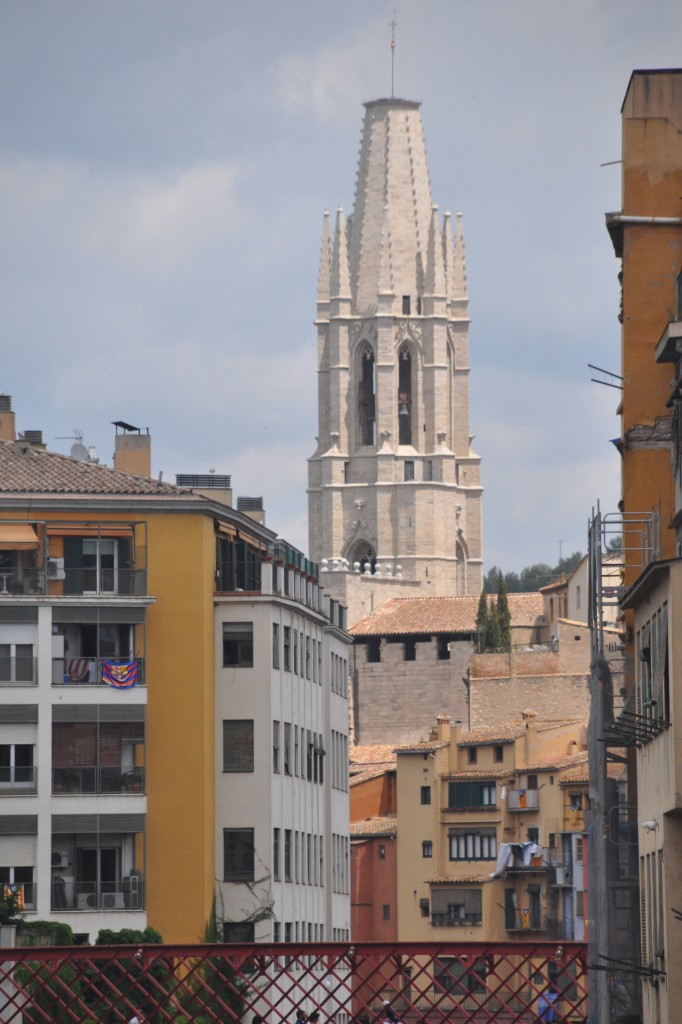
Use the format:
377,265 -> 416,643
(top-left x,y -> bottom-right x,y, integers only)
0,941 -> 587,1023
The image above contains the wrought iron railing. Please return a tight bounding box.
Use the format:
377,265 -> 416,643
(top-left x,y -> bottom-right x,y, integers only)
0,941 -> 588,1023
52,765 -> 145,795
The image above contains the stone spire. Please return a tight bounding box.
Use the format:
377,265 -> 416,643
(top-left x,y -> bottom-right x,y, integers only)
452,211 -> 468,300
349,99 -> 433,313
378,204 -> 394,297
317,209 -> 331,306
424,204 -> 446,296
442,210 -> 454,302
330,207 -> 351,300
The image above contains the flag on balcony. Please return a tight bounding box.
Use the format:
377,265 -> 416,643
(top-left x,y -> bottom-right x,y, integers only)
3,884 -> 24,911
102,659 -> 138,689
66,659 -> 94,683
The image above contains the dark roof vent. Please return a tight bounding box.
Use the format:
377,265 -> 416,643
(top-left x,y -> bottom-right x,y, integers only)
21,430 -> 43,446
237,496 -> 264,512
0,396 -> 12,413
176,474 -> 231,489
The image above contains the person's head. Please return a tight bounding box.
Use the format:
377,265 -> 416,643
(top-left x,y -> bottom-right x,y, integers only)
309,1012 -> 320,1023
382,1002 -> 390,1009
296,1010 -> 307,1022
253,1016 -> 263,1024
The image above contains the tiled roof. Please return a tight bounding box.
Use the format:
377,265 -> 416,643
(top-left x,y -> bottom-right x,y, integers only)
350,766 -> 393,786
427,874 -> 492,885
350,593 -> 544,636
350,744 -> 397,766
350,815 -> 397,837
440,768 -> 512,781
522,750 -> 589,772
0,439 -> 184,496
394,740 -> 449,754
458,717 -> 583,746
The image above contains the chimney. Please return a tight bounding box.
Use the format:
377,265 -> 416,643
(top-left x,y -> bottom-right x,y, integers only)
237,496 -> 265,525
0,395 -> 16,441
20,430 -> 46,449
112,422 -> 151,478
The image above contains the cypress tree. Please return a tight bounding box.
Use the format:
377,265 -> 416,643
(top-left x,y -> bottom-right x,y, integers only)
487,598 -> 501,650
497,573 -> 512,648
475,588 -> 489,652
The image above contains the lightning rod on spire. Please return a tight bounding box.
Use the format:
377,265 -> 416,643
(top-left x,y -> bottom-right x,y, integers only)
390,11 -> 397,98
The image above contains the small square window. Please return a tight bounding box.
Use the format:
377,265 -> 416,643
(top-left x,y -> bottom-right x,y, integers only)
422,841 -> 433,858
420,786 -> 431,805
223,623 -> 254,667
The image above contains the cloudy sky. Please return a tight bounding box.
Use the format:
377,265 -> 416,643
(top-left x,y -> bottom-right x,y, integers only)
2,0 -> 681,572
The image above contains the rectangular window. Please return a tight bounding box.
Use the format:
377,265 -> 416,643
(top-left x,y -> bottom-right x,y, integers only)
0,744 -> 35,788
223,828 -> 254,881
431,888 -> 482,927
449,830 -> 497,861
273,721 -> 280,773
283,626 -> 291,671
379,845 -> 386,860
273,828 -> 280,881
293,629 -> 299,675
222,720 -> 254,772
404,460 -> 415,481
437,637 -> 450,660
575,890 -> 585,917
402,295 -> 411,315
306,730 -> 313,781
424,460 -> 433,482
404,639 -> 416,661
422,841 -> 433,858
420,786 -> 431,805
284,829 -> 292,882
284,922 -> 292,942
527,774 -> 538,790
222,623 -> 253,667
383,905 -> 391,921
306,637 -> 311,679
467,747 -> 478,765
367,638 -> 381,663
223,922 -> 255,943
570,793 -> 583,811
284,723 -> 291,775
272,623 -> 280,669
575,837 -> 584,862
494,745 -> 504,763
448,780 -> 496,808
294,726 -> 299,777
273,921 -> 280,942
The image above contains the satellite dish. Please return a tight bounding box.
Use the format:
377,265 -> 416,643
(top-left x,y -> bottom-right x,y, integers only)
70,443 -> 89,461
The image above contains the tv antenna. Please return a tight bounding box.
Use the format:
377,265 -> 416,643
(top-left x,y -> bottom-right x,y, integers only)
390,11 -> 397,97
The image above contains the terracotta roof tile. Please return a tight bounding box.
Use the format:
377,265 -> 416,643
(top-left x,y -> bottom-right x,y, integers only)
350,593 -> 544,636
440,768 -> 512,781
394,740 -> 449,754
522,750 -> 589,772
0,439 -> 184,496
350,744 -> 397,766
427,874 -> 492,885
458,717 -> 584,746
350,766 -> 393,786
350,815 -> 397,837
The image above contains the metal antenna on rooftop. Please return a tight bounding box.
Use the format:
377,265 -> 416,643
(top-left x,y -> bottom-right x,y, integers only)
390,11 -> 397,97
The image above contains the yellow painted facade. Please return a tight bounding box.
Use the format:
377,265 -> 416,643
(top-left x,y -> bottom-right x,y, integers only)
396,714 -> 590,946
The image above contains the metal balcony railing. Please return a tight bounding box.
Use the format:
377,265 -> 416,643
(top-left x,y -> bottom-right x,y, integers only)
51,878 -> 144,912
52,657 -> 145,686
0,656 -> 37,685
507,788 -> 540,811
60,566 -> 147,596
52,765 -> 145,795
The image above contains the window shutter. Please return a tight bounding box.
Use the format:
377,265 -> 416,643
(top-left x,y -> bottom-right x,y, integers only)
63,537 -> 83,595
117,538 -> 131,595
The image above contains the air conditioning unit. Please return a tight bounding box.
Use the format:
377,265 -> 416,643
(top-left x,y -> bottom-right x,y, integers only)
77,893 -> 97,910
51,852 -> 69,868
47,558 -> 66,580
102,893 -> 125,910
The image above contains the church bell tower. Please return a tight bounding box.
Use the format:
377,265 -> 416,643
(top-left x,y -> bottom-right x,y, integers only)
307,99 -> 482,621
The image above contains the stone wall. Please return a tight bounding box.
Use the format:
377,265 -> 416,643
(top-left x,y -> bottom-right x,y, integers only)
470,673 -> 590,727
353,636 -> 473,744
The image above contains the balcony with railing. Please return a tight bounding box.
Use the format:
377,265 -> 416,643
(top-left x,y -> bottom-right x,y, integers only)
504,847 -> 551,873
52,657 -> 145,687
52,765 -> 145,795
507,788 -> 539,812
51,876 -> 144,912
